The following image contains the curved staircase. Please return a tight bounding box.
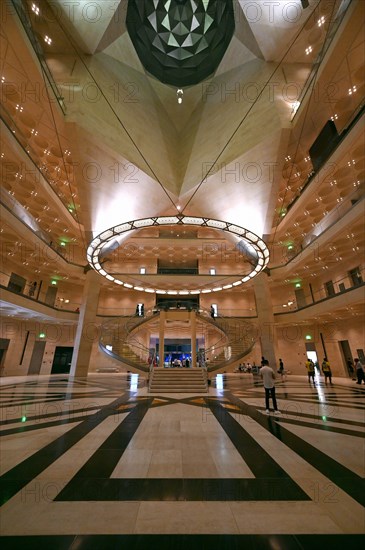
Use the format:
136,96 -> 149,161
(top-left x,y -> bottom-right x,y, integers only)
99,308 -> 257,377
198,313 -> 256,372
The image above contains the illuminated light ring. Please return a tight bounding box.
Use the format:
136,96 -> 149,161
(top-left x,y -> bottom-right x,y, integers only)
87,216 -> 269,294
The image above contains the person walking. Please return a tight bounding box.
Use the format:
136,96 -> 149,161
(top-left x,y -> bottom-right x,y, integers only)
305,358 -> 315,383
322,357 -> 332,385
260,359 -> 281,415
354,358 -> 365,384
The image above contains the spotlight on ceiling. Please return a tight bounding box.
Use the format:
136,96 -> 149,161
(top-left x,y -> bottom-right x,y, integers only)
301,0 -> 309,8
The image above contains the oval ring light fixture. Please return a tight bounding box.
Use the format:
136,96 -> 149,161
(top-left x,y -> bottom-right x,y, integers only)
87,215 -> 269,294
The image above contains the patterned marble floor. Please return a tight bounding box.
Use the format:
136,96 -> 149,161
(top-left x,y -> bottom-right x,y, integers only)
0,372 -> 364,549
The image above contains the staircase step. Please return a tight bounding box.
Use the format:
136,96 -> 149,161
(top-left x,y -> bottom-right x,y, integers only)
149,369 -> 207,394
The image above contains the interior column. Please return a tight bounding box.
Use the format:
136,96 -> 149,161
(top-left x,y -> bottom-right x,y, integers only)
159,310 -> 165,368
190,311 -> 197,368
253,272 -> 278,369
70,269 -> 101,377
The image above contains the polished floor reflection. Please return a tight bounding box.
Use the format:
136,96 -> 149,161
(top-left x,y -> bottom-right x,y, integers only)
0,373 -> 364,549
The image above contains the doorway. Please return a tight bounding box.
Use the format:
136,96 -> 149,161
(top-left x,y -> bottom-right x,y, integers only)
45,286 -> 58,306
7,273 -> 26,294
51,347 -> 74,374
0,338 -> 10,376
339,340 -> 354,377
28,341 -> 46,375
305,342 -> 319,374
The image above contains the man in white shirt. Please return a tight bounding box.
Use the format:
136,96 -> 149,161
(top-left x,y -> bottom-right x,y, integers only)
260,359 -> 281,415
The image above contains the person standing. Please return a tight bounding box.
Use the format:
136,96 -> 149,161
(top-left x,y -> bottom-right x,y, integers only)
28,281 -> 37,297
278,358 -> 285,380
305,358 -> 315,383
354,358 -> 365,384
260,359 -> 281,415
322,357 -> 332,385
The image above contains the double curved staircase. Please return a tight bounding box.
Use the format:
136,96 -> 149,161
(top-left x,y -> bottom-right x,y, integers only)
99,308 -> 257,384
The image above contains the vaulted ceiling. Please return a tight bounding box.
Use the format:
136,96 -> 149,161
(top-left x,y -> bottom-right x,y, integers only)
0,0 -> 364,308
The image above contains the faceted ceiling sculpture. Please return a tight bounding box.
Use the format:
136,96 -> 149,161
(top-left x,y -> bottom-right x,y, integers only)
126,0 -> 235,86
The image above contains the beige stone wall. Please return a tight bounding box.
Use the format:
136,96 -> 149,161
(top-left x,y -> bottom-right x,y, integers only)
1,309 -> 363,378
275,316 -> 365,376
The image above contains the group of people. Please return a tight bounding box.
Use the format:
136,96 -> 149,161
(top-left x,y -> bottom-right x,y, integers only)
236,362 -> 253,373
258,354 -> 365,415
305,357 -> 332,384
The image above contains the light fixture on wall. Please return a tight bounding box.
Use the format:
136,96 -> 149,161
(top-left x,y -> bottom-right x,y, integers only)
177,89 -> 183,104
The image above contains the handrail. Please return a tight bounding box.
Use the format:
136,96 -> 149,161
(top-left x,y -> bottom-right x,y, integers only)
196,310 -> 257,372
99,341 -> 149,373
100,310 -> 159,372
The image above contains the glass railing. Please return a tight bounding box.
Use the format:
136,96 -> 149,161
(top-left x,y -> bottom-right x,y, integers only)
157,268 -> 199,275
10,0 -> 66,114
0,268 -> 82,312
273,266 -> 365,314
283,106 -> 365,221
0,116 -> 82,228
100,312 -> 158,372
301,189 -> 364,249
272,189 -> 365,267
291,0 -> 352,124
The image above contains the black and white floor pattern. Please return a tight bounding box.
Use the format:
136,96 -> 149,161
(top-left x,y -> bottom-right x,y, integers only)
0,373 -> 364,549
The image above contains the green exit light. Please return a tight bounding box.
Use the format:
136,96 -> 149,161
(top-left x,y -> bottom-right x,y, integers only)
39,333 -> 46,339
288,245 -> 294,250
295,283 -> 301,288
305,335 -> 312,340
21,416 -> 27,423
51,280 -> 57,285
